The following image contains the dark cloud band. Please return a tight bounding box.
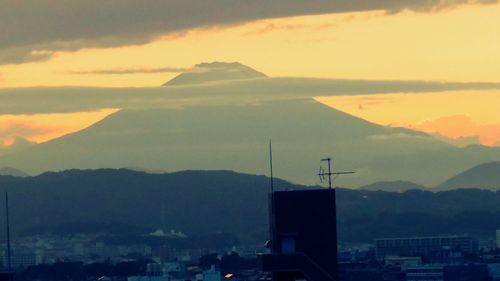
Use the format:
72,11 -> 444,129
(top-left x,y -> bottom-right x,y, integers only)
0,0 -> 497,64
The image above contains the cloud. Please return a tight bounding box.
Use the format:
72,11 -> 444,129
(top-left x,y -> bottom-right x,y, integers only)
413,115 -> 500,146
0,136 -> 36,157
0,121 -> 51,140
0,109 -> 118,147
2,77 -> 500,115
0,121 -> 50,153
1,0 -> 497,64
367,132 -> 435,142
70,66 -> 189,75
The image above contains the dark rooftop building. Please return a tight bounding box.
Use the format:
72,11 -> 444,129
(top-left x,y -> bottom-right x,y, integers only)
259,189 -> 338,281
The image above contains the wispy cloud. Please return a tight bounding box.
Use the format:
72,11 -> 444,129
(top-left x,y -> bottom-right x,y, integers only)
244,12 -> 383,36
70,66 -> 189,75
0,136 -> 35,156
2,78 -> 500,115
413,115 -> 500,146
0,109 -> 118,146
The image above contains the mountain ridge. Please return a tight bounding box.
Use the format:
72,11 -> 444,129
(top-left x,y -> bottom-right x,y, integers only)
437,161 -> 500,190
2,168 -> 500,243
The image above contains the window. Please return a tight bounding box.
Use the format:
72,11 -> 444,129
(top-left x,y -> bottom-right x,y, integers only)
281,237 -> 296,254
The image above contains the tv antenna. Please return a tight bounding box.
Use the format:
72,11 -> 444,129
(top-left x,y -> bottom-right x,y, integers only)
318,157 -> 354,189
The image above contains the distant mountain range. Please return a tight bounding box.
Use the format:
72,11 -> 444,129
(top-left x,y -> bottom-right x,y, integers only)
437,161 -> 500,190
1,62 -> 500,187
2,169 -> 500,243
357,161 -> 500,191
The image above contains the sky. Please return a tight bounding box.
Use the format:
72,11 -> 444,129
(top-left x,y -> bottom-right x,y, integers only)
1,0 -> 500,148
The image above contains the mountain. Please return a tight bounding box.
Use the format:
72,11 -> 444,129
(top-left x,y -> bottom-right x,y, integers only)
163,62 -> 267,86
0,167 -> 29,177
2,63 -> 500,187
2,169 -> 500,243
359,181 -> 427,192
0,97 -> 480,187
437,161 -> 500,190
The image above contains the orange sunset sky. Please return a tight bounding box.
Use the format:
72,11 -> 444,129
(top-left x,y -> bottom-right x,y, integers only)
1,1 -> 500,147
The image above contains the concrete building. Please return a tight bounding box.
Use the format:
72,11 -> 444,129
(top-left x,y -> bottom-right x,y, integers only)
127,277 -> 169,281
375,235 -> 478,259
201,265 -> 221,281
1,252 -> 37,269
488,263 -> 500,281
384,256 -> 421,270
406,266 -> 444,281
406,264 -> 489,281
496,230 -> 500,249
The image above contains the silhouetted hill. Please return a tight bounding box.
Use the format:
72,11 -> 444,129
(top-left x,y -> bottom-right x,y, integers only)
2,169 -> 500,243
0,169 -> 302,243
358,181 -> 427,192
437,161 -> 500,190
163,62 -> 267,86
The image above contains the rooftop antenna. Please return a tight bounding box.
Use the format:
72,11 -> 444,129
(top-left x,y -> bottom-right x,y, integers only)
318,157 -> 354,189
319,157 -> 352,281
5,192 -> 12,273
267,140 -> 277,251
269,140 -> 274,193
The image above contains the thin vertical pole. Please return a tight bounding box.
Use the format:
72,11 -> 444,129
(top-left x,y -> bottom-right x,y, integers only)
269,140 -> 274,193
5,192 -> 11,273
327,158 -> 332,189
268,140 -> 276,252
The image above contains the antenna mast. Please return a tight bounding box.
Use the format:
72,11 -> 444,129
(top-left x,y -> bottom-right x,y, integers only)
318,157 -> 354,189
269,140 -> 274,193
5,192 -> 12,273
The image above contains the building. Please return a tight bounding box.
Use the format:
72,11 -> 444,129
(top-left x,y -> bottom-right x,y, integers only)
406,264 -> 489,281
406,266 -> 444,281
428,248 -> 464,264
375,235 -> 478,259
1,252 -> 37,269
201,265 -> 221,281
384,256 -> 421,270
259,189 -> 338,281
127,277 -> 168,281
338,261 -> 384,281
496,230 -> 500,249
488,263 -> 500,281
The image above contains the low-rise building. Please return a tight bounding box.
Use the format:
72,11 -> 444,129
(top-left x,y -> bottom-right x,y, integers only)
375,235 -> 477,259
